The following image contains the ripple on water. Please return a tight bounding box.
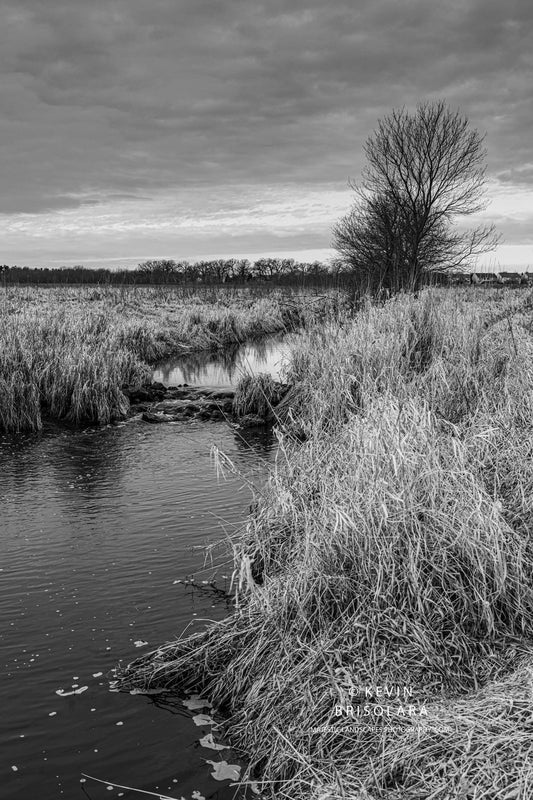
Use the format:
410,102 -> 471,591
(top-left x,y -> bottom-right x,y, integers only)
0,418 -> 275,799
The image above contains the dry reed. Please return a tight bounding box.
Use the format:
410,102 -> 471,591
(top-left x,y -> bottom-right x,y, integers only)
117,287 -> 533,799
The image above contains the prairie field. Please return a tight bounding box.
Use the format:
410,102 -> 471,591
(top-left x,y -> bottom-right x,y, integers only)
119,286 -> 533,799
0,284 -> 343,433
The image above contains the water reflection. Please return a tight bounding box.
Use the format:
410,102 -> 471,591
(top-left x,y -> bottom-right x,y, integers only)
231,423 -> 278,456
0,419 -> 275,800
153,334 -> 290,387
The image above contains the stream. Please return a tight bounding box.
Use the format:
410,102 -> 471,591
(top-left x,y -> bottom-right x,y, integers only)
1,336 -> 289,800
153,333 -> 289,388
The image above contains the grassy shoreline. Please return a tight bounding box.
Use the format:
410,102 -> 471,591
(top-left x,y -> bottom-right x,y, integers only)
0,285 -> 343,433
118,287 -> 533,799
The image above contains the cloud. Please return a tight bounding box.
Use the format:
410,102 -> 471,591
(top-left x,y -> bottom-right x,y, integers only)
496,165 -> 533,187
0,184 -> 351,266
0,0 -> 532,262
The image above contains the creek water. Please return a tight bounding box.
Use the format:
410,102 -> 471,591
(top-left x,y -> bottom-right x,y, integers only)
152,334 -> 290,388
1,337 -> 289,800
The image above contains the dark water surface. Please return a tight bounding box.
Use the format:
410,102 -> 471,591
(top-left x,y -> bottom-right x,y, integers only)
153,335 -> 290,387
1,417 -> 276,800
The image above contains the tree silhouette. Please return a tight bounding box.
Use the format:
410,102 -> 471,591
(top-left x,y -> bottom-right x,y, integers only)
334,101 -> 499,291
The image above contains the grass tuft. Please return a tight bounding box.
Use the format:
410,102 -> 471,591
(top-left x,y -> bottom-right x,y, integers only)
233,373 -> 287,418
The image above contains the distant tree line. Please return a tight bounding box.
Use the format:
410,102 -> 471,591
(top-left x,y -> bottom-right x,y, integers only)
135,257 -> 337,283
0,258 -> 345,286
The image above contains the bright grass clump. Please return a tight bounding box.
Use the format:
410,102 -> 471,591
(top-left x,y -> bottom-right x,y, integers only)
232,373 -> 287,418
117,286 -> 533,799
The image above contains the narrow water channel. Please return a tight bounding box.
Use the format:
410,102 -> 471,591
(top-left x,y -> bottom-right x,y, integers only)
1,337 -> 289,800
153,334 -> 290,387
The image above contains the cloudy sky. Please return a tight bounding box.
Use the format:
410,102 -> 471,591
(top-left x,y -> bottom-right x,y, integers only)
1,0 -> 532,268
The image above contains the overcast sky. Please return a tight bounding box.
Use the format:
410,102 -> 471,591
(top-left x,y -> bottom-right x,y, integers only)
1,0 -> 532,268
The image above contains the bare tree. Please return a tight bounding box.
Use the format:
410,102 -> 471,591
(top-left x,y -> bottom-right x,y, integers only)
233,259 -> 251,281
334,192 -> 413,290
137,259 -> 178,276
253,258 -> 281,279
334,101 -> 499,291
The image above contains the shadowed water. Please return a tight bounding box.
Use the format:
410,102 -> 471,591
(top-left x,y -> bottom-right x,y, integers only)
152,334 -> 290,387
1,418 -> 276,800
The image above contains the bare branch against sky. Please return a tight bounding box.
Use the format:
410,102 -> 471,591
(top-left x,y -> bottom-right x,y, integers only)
0,0 -> 532,267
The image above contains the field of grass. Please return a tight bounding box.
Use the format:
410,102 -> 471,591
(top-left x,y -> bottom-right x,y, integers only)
118,286 -> 533,799
0,284 -> 343,433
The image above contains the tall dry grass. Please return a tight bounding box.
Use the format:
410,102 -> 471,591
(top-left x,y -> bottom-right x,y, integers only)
233,373 -> 287,418
0,285 -> 340,432
118,287 -> 533,799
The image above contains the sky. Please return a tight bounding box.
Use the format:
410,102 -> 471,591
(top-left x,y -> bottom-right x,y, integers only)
1,0 -> 532,270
